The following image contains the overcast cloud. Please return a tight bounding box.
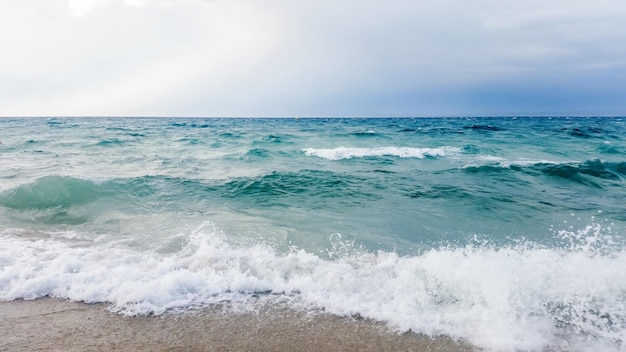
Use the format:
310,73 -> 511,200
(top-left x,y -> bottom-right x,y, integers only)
2,0 -> 625,116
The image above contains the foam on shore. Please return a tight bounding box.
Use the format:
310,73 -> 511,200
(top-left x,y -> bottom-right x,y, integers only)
0,298 -> 474,352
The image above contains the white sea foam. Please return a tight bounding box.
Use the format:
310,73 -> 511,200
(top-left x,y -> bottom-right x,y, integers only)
1,222 -> 624,352
497,158 -> 576,168
302,146 -> 460,160
461,157 -> 583,170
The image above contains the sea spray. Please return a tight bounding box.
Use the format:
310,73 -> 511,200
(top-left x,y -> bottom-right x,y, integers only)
2,221 -> 625,351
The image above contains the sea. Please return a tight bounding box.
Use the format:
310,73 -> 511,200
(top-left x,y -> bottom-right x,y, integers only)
1,116 -> 625,351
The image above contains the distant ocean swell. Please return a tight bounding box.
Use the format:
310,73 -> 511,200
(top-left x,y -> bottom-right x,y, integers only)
3,157 -> 623,218
2,155 -> 625,230
0,173 -> 375,216
464,159 -> 626,184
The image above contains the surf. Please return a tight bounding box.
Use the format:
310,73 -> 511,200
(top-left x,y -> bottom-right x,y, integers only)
1,221 -> 624,352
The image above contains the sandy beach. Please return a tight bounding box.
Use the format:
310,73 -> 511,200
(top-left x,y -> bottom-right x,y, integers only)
0,298 -> 474,352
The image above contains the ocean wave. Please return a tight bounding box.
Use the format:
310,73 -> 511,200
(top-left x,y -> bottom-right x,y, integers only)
537,160 -> 626,182
244,148 -> 271,159
463,124 -> 505,132
561,126 -> 607,139
1,222 -> 624,352
0,175 -> 195,225
464,159 -> 626,184
220,170 -> 379,207
252,134 -> 290,145
0,176 -> 110,211
95,138 -> 127,146
302,146 -> 460,160
352,130 -> 380,136
0,171 -> 378,219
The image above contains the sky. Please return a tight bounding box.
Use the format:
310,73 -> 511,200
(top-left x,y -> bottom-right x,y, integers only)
1,0 -> 626,117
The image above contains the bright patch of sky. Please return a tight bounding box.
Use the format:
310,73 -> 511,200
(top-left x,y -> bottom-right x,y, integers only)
1,0 -> 625,116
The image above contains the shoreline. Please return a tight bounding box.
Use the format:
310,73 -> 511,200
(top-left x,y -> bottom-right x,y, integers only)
0,298 -> 475,352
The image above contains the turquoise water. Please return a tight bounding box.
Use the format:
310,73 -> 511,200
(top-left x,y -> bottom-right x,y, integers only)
1,117 -> 625,351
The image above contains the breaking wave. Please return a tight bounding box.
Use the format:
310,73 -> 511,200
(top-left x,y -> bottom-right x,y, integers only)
302,146 -> 460,160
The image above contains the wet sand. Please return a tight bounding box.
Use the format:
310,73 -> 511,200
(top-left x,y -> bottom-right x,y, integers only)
0,298 -> 475,352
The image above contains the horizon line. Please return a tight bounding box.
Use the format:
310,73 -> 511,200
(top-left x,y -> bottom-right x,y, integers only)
1,115 -> 625,119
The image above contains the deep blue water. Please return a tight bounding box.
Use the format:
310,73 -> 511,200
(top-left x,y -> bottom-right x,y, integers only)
1,117 -> 625,351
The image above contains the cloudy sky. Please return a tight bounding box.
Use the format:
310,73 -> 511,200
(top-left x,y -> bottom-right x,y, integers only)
2,0 -> 626,117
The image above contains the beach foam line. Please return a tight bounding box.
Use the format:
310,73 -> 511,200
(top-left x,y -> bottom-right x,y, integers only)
2,222 -> 625,351
0,298 -> 475,352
